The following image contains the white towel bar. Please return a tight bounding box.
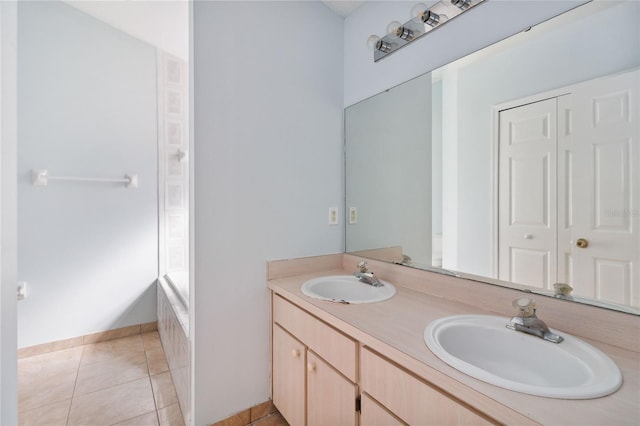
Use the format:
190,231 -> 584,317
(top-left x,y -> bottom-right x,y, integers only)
32,169 -> 138,189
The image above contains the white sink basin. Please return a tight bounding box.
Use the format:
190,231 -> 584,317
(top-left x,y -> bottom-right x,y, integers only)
424,315 -> 622,399
301,275 -> 396,304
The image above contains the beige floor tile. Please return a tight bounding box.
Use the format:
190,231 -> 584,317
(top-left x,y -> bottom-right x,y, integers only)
81,334 -> 144,365
113,411 -> 159,426
212,408 -> 251,426
67,377 -> 155,426
150,372 -> 178,409
19,366 -> 78,412
74,350 -> 149,396
250,412 -> 288,426
18,347 -> 82,411
146,348 -> 169,375
18,346 -> 83,377
142,331 -> 163,352
250,401 -> 276,422
158,404 -> 184,426
18,398 -> 71,426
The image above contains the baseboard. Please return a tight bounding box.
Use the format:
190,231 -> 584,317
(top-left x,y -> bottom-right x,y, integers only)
209,400 -> 278,426
18,321 -> 158,359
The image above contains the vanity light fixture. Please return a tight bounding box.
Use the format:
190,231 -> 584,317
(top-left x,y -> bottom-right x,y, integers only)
421,10 -> 447,27
368,0 -> 485,62
452,0 -> 473,10
388,20 -> 416,41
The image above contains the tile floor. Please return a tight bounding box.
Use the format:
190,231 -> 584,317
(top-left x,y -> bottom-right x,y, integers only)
18,331 -> 184,426
247,413 -> 288,426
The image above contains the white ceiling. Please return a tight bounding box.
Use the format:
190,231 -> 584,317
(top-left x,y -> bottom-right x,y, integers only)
65,0 -> 361,59
64,0 -> 189,60
321,0 -> 366,17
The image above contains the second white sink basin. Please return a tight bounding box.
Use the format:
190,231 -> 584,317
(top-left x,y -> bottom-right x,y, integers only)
301,275 -> 396,304
424,315 -> 622,399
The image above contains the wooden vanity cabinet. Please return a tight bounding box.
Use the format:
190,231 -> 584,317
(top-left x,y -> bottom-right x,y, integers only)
306,350 -> 358,425
272,293 -> 496,426
360,393 -> 405,426
272,295 -> 358,426
360,347 -> 495,425
272,325 -> 305,426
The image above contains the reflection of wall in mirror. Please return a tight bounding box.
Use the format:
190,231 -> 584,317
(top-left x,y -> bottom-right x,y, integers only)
431,79 -> 443,267
346,73 -> 432,266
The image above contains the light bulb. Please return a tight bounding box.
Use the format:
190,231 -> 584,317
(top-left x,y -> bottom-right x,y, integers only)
366,35 -> 380,50
366,35 -> 393,53
410,3 -> 428,22
387,20 -> 402,37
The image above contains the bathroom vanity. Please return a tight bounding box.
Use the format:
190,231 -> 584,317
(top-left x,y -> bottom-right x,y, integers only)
267,254 -> 639,426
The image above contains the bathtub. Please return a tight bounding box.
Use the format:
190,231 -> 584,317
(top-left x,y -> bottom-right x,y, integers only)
157,275 -> 190,425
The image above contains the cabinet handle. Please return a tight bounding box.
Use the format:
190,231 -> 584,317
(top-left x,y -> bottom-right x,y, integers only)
307,363 -> 316,372
291,349 -> 300,358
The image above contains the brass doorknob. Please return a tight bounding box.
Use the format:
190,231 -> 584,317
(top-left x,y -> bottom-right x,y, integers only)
576,238 -> 589,248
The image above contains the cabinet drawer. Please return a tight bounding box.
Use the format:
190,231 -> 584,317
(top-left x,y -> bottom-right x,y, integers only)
361,348 -> 494,426
361,393 -> 405,426
273,295 -> 357,381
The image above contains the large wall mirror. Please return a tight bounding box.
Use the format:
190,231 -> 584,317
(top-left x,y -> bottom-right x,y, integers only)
345,1 -> 640,315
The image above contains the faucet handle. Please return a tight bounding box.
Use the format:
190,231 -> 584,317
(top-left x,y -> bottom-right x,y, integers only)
357,260 -> 369,273
554,283 -> 573,297
512,297 -> 536,317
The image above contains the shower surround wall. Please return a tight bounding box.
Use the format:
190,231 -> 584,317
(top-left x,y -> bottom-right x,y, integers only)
17,1 -> 158,348
157,278 -> 190,426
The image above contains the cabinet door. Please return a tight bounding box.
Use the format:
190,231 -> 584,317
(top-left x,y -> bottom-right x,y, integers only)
307,351 -> 357,426
273,325 -> 306,426
274,295 -> 357,381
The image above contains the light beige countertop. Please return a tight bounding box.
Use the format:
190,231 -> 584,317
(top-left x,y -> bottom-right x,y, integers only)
267,255 -> 640,426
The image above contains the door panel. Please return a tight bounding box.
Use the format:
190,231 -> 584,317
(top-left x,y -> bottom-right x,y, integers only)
499,98 -> 558,288
593,139 -> 631,231
510,248 -> 550,286
307,351 -> 356,426
273,325 -> 305,426
560,69 -> 639,307
509,155 -> 550,227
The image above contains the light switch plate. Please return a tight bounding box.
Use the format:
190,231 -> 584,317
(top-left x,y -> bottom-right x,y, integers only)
17,282 -> 27,300
329,207 -> 338,225
349,207 -> 358,224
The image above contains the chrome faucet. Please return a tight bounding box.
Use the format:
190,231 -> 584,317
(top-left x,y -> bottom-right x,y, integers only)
506,297 -> 563,343
553,283 -> 574,300
353,261 -> 384,287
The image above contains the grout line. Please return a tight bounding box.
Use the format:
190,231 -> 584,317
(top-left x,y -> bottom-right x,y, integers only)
70,375 -> 154,399
65,346 -> 85,426
21,332 -> 172,426
143,336 -> 162,425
